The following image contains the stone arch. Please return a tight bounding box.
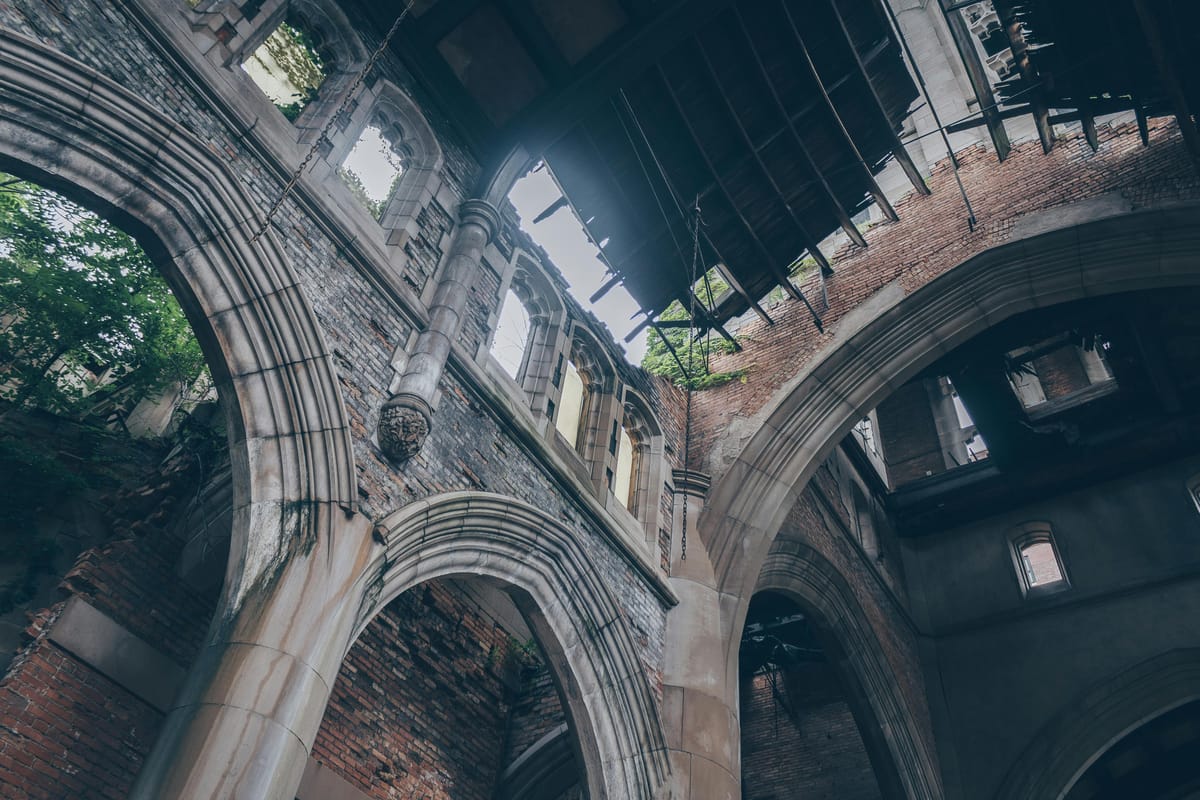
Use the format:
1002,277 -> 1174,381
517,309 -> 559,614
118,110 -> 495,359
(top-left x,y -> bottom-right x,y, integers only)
0,29 -> 356,612
755,542 -> 943,799
993,648 -> 1200,800
703,203 -> 1200,604
358,491 -> 671,799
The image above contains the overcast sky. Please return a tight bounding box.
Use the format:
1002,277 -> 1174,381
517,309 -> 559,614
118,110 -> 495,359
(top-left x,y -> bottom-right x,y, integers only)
508,168 -> 649,364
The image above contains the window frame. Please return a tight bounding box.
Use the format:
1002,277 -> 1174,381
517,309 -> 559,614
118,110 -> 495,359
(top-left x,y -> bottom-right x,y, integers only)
1007,521 -> 1071,599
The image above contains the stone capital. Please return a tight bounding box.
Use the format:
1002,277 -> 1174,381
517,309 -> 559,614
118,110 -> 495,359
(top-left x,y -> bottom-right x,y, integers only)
672,468 -> 712,498
457,198 -> 501,243
377,393 -> 433,462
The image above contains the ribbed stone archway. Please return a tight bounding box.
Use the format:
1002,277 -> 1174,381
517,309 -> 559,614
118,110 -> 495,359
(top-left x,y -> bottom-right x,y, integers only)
362,491 -> 672,800
755,542 -> 943,799
0,29 -> 359,799
993,649 -> 1200,800
703,203 -> 1200,612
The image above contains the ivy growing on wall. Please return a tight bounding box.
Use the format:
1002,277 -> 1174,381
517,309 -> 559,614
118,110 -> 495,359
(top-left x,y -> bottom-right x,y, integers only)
641,272 -> 747,390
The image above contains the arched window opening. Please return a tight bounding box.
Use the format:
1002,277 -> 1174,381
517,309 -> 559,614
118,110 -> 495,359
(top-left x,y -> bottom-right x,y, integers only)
614,423 -> 637,509
490,289 -> 532,381
0,172 -> 232,799
338,120 -> 406,220
555,358 -> 587,449
1009,523 -> 1069,597
240,17 -> 329,121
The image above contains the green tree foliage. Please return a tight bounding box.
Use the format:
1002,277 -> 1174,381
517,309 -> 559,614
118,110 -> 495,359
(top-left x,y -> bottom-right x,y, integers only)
262,21 -> 326,118
641,272 -> 747,390
0,173 -> 207,417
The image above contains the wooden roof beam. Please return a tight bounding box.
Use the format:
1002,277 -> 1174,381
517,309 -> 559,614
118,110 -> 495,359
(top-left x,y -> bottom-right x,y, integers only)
715,19 -> 866,252
827,0 -> 930,194
993,1 -> 1053,154
653,64 -> 829,297
938,0 -> 1012,161
775,3 -> 897,221
1134,0 -> 1200,165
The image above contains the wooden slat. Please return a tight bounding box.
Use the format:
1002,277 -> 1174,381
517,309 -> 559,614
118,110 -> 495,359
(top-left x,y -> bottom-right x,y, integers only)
693,28 -> 864,253
826,0 -> 930,194
994,1 -> 1053,153
710,17 -> 864,251
1134,0 -> 1200,164
939,0 -> 1012,161
651,66 -> 817,303
774,3 -> 897,221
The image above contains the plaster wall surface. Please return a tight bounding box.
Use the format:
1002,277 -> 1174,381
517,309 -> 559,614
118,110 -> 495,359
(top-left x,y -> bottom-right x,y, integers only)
902,452 -> 1200,799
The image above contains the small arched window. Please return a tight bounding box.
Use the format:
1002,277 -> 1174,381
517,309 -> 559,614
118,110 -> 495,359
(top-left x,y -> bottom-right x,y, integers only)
1008,522 -> 1070,597
241,15 -> 329,121
339,120 -> 407,220
554,358 -> 587,450
613,423 -> 637,509
490,289 -> 532,381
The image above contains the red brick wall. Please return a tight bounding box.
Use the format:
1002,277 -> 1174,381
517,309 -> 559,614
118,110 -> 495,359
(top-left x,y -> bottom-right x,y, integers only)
0,437 -> 223,800
0,607 -> 162,800
1032,346 -> 1090,401
312,580 -> 519,800
693,122 -> 1200,473
503,665 -> 567,763
741,661 -> 881,800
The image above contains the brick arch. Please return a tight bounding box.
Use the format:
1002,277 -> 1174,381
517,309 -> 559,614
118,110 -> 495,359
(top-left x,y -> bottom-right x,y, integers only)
755,542 -> 943,799
702,203 -> 1200,609
993,649 -> 1200,800
0,29 -> 356,613
362,491 -> 672,800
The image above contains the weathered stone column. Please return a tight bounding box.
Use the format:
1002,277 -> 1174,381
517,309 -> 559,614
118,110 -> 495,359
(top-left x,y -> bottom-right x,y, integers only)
378,198 -> 501,461
129,511 -> 378,800
663,470 -> 742,799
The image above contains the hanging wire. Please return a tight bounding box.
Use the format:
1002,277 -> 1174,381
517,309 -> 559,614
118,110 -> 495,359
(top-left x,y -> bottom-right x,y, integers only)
249,0 -> 417,243
679,198 -> 705,562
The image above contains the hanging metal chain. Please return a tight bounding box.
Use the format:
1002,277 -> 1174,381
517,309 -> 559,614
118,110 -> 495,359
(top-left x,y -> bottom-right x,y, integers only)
249,0 -> 416,243
679,197 -> 704,563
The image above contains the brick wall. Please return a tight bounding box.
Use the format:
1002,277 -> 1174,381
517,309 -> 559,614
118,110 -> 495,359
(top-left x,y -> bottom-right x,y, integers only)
740,661 -> 881,800
503,665 -> 567,764
693,122 -> 1200,476
0,608 -> 163,800
0,426 -> 224,799
877,380 -> 945,485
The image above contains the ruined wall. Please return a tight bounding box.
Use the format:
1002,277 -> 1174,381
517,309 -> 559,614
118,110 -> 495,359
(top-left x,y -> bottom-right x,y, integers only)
0,0 -> 670,718
740,662 -> 881,800
312,579 -> 517,800
694,123 -> 1200,479
773,451 -> 935,774
0,420 -> 224,799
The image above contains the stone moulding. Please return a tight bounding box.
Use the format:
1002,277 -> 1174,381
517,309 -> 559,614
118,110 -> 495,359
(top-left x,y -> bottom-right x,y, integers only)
703,203 -> 1200,605
992,648 -> 1200,800
0,28 -> 357,610
363,491 -> 673,800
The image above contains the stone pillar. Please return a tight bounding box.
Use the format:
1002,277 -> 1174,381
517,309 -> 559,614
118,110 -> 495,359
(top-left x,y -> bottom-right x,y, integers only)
663,470 -> 742,799
129,512 -> 377,800
378,198 -> 501,461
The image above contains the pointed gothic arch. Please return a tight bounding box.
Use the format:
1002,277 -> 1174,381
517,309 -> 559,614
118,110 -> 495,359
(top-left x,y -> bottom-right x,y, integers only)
360,491 -> 672,799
